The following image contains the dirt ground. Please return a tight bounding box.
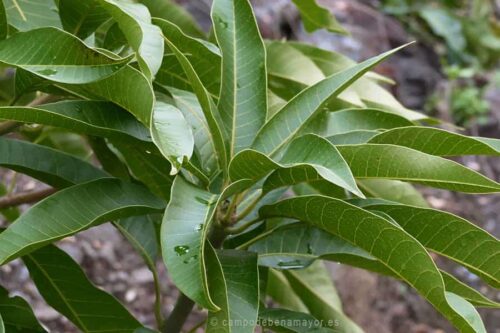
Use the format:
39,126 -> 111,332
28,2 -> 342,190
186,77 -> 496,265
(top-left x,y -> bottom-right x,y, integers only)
0,1 -> 499,332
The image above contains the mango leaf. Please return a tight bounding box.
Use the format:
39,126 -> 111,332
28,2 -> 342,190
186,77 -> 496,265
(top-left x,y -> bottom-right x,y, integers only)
259,308 -> 337,332
259,196 -> 486,332
291,0 -> 347,35
0,178 -> 165,265
153,18 -> 221,98
364,203 -> 500,288
161,28 -> 228,171
151,101 -> 194,175
212,0 -> 267,156
0,0 -> 7,40
0,285 -> 46,332
0,138 -> 108,188
58,0 -> 109,39
206,248 -> 259,333
0,101 -> 151,142
358,179 -> 428,207
23,245 -> 142,333
0,183 -> 20,221
283,262 -> 364,333
266,270 -> 308,313
139,0 -> 204,38
326,130 -> 379,144
441,271 -> 500,308
100,0 -> 163,80
368,127 -> 500,156
230,134 -> 363,197
252,45 -> 408,156
4,0 -> 61,31
0,28 -> 130,84
337,144 -> 500,193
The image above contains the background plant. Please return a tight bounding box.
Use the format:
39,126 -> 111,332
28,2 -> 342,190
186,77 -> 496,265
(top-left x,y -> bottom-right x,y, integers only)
0,0 -> 499,333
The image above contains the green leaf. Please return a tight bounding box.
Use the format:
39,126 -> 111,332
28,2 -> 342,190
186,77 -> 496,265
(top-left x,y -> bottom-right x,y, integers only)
23,245 -> 142,333
206,248 -> 259,333
363,203 -> 500,288
139,0 -> 204,38
266,270 -> 308,313
0,137 -> 108,188
444,292 -> 486,333
358,179 -> 428,207
337,144 -> 500,193
88,136 -> 131,179
252,45 -> 409,156
0,101 -> 151,142
0,285 -> 46,332
0,178 -> 165,265
0,0 -> 7,40
160,25 -> 228,172
368,127 -> 500,156
0,183 -> 20,221
4,0 -> 62,31
58,0 -> 109,39
211,0 -> 267,156
230,134 -> 363,197
0,27 -> 130,84
258,308 -> 337,332
441,271 -> 500,308
291,0 -> 347,35
151,101 -> 194,175
419,7 -> 465,52
326,130 -> 378,144
259,196 -> 485,332
100,0 -> 163,80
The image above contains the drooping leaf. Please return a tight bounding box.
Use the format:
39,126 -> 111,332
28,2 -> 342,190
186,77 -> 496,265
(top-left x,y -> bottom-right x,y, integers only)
358,179 -> 429,207
0,28 -> 130,84
259,308 -> 337,332
206,248 -> 259,333
0,178 -> 165,265
252,45 -> 409,156
100,0 -> 163,80
58,0 -> 109,39
211,0 -> 267,156
337,144 -> 500,193
291,0 -> 347,34
259,196 -> 486,332
230,134 -> 363,197
88,136 -> 131,179
0,137 -> 108,188
151,101 -> 194,175
0,101 -> 151,142
0,285 -> 46,332
368,127 -> 500,156
4,0 -> 61,31
23,245 -> 142,333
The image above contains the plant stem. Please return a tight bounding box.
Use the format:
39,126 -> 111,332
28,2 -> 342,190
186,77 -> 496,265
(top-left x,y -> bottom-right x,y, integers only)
225,217 -> 263,235
234,191 -> 263,222
152,269 -> 164,329
0,187 -> 57,209
160,294 -> 195,333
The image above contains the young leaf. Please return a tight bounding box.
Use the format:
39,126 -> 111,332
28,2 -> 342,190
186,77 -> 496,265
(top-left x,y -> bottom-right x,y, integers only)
23,245 -> 142,333
0,138 -> 108,188
0,101 -> 151,142
0,285 -> 46,332
211,0 -> 267,155
337,144 -> 500,193
368,127 -> 500,156
252,44 -> 409,156
59,0 -> 109,39
151,101 -> 194,175
230,134 -> 363,197
259,196 -> 486,332
3,0 -> 61,31
206,248 -> 259,333
100,0 -> 164,80
0,28 -> 130,84
291,0 -> 347,34
0,178 -> 165,265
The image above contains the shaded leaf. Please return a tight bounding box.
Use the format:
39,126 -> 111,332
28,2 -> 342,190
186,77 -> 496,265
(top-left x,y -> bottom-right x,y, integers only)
291,0 -> 347,34
0,285 -> 46,332
266,269 -> 308,313
0,0 -> 7,40
59,0 -> 109,39
259,308 -> 336,332
4,0 -> 61,31
358,179 -> 428,207
326,130 -> 378,144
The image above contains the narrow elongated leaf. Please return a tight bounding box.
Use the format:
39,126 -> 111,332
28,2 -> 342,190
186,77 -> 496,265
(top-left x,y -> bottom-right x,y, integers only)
368,127 -> 500,156
230,134 -> 363,197
59,0 -> 109,38
0,178 -> 165,265
4,0 -> 61,31
206,248 -> 259,333
291,0 -> 347,34
0,0 -> 7,40
0,28 -> 130,84
252,45 -> 408,156
151,101 -> 194,175
212,0 -> 267,155
266,270 -> 308,313
364,203 -> 500,287
441,271 -> 500,308
0,101 -> 150,142
23,245 -> 141,333
0,138 -> 108,188
259,308 -> 337,332
337,144 -> 500,193
100,0 -> 163,80
358,179 -> 428,207
259,196 -> 485,332
0,285 -> 46,332
327,130 -> 379,144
